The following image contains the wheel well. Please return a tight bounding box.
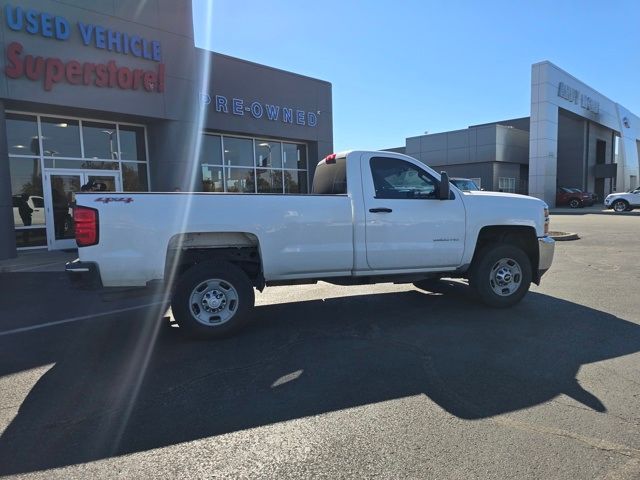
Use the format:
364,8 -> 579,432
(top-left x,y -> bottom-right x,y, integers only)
164,233 -> 264,290
471,226 -> 539,281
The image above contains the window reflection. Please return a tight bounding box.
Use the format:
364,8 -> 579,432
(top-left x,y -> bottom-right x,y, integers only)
255,140 -> 282,168
122,162 -> 149,191
83,121 -> 118,159
15,227 -> 47,248
201,165 -> 224,192
9,158 -> 44,227
257,169 -> 283,193
6,113 -> 39,156
223,137 -> 253,167
119,125 -> 146,160
284,170 -> 307,194
283,143 -> 307,170
200,134 -> 223,165
41,117 -> 81,157
226,167 -> 255,193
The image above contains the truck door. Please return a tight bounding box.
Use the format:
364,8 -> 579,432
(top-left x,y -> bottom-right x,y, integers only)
362,154 -> 466,270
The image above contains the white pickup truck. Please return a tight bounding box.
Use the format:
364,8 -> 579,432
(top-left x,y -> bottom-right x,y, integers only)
67,150 -> 554,337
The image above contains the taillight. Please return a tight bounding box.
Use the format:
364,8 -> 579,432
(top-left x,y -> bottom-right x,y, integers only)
324,153 -> 337,164
74,206 -> 99,247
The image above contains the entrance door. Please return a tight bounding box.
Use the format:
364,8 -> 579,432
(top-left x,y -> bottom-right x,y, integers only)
44,170 -> 121,250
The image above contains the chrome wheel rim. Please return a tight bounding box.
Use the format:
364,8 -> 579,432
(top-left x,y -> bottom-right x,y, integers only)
188,278 -> 239,326
613,202 -> 626,212
489,258 -> 522,297
569,199 -> 579,208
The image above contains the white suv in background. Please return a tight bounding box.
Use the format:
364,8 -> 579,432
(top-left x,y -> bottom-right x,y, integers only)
605,188 -> 640,212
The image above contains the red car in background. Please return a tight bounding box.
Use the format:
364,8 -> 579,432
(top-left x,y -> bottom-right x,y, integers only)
556,187 -> 596,208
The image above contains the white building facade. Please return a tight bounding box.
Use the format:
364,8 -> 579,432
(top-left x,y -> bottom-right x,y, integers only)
529,61 -> 640,206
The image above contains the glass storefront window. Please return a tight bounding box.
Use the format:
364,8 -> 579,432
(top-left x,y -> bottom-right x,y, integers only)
200,134 -> 223,166
223,137 -> 253,167
257,169 -> 283,193
122,162 -> 149,191
226,167 -> 255,193
198,133 -> 308,194
40,117 -> 81,157
83,121 -> 118,159
284,170 -> 308,194
283,142 -> 307,170
10,158 -> 44,228
119,125 -> 146,161
6,113 -> 39,156
201,165 -> 224,192
7,112 -> 149,249
255,140 -> 282,168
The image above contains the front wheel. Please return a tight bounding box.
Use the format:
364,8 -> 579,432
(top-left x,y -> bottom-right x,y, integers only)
612,200 -> 629,213
469,244 -> 532,308
569,198 -> 581,209
171,261 -> 255,338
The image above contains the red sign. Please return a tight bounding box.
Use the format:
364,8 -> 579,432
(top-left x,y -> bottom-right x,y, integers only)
5,41 -> 165,92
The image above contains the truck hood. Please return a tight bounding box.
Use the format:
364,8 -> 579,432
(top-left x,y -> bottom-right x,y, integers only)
463,190 -> 535,201
460,190 -> 548,237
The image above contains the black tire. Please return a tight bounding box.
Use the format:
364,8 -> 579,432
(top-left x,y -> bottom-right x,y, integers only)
612,200 -> 629,213
171,261 -> 255,338
569,198 -> 581,209
413,278 -> 442,292
469,244 -> 532,308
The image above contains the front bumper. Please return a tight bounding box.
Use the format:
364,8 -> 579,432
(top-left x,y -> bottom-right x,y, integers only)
65,259 -> 103,289
537,236 -> 555,280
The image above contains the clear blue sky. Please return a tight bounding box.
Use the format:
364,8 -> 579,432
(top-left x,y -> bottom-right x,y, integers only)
192,0 -> 640,152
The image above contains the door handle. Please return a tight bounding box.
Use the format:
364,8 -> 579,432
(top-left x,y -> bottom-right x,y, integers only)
369,208 -> 393,213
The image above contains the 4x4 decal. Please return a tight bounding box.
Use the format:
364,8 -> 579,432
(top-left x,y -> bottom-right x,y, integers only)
94,197 -> 134,204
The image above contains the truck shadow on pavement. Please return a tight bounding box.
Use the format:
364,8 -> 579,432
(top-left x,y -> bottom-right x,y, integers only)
0,276 -> 639,474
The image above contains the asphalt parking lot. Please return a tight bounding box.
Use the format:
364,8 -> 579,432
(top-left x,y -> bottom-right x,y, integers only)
0,213 -> 638,479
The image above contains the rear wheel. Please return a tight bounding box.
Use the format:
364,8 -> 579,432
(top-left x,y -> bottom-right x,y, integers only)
171,261 -> 255,338
569,198 -> 581,209
612,200 -> 629,213
469,244 -> 532,308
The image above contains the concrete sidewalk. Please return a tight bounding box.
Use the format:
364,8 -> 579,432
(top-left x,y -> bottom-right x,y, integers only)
0,249 -> 78,273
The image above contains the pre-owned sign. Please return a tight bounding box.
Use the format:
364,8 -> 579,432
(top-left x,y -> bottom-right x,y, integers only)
3,4 -> 165,93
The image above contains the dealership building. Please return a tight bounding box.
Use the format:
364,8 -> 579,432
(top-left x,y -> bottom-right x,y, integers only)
395,61 -> 640,205
0,0 -> 333,259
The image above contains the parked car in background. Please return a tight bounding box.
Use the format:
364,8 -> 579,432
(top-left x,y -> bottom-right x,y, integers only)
605,187 -> 640,212
556,187 -> 596,208
12,195 -> 46,227
450,177 -> 481,191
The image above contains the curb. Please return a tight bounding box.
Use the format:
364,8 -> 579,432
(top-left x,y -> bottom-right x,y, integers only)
549,231 -> 580,241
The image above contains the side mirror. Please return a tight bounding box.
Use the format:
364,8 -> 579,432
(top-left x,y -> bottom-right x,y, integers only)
439,171 -> 450,200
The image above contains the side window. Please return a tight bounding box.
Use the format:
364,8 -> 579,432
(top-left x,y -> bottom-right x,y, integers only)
370,157 -> 438,199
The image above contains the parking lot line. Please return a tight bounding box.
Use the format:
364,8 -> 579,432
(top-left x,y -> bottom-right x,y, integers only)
0,302 -> 165,337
